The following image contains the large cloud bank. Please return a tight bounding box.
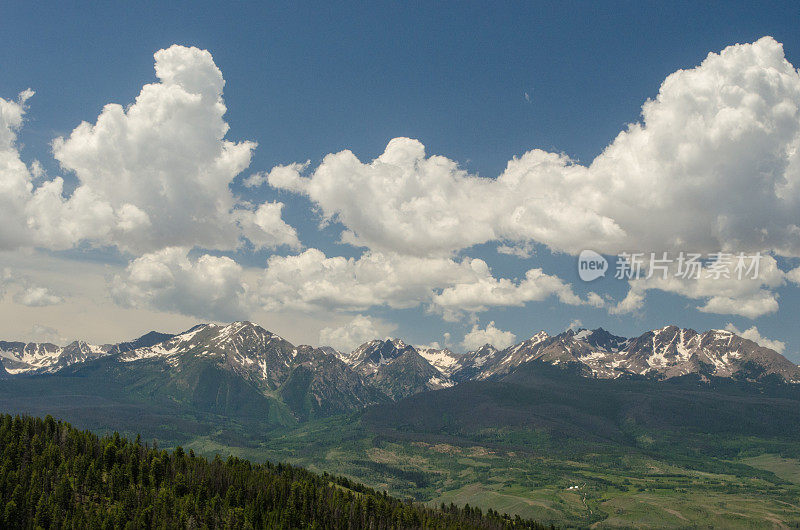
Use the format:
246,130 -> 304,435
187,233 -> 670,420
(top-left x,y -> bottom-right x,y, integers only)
4,37 -> 800,334
268,37 -> 800,259
262,37 -> 800,318
0,45 -> 298,254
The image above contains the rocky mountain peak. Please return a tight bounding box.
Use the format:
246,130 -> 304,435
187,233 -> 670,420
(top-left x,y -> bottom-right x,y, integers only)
370,348 -> 453,399
3,322 -> 799,418
575,328 -> 630,351
415,346 -> 461,377
344,338 -> 416,375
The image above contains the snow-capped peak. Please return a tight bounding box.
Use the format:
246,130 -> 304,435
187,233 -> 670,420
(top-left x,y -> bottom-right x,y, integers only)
0,338 -> 117,375
573,329 -> 591,341
344,338 -> 416,376
416,347 -> 461,377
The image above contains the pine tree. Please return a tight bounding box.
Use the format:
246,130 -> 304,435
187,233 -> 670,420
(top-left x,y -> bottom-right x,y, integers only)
0,413 -> 548,529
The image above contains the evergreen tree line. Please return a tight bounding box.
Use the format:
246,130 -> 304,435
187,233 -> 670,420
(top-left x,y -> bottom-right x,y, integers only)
0,414 -> 552,529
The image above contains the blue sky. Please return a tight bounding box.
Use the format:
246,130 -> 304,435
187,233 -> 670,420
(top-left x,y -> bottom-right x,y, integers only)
2,2 -> 800,359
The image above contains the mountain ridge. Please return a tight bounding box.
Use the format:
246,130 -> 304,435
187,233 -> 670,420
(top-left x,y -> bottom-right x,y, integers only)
3,320 -> 800,528
1,322 -> 798,423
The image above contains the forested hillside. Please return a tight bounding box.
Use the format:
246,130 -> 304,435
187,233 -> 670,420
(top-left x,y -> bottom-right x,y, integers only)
0,414 -> 549,529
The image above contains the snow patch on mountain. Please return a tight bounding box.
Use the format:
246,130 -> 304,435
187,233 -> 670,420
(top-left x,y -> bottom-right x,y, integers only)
0,340 -> 110,374
416,347 -> 461,377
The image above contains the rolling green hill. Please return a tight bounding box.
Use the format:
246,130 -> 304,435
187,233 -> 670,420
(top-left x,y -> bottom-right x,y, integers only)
176,364 -> 800,527
3,351 -> 800,526
0,414 -> 548,529
0,355 -> 296,446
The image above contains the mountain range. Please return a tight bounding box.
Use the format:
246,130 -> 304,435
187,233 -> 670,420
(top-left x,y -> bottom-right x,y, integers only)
1,321 -> 798,425
3,321 -> 800,526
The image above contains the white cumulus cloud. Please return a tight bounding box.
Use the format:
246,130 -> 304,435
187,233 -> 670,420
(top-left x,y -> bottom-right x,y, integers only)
567,319 -> 583,331
725,323 -> 786,353
0,268 -> 63,307
265,37 -> 800,317
432,266 -> 603,320
462,321 -> 517,351
106,245 -> 594,325
610,254 -> 785,319
255,248 -> 597,319
6,37 -> 800,326
14,286 -> 63,307
0,90 -> 41,251
111,247 -> 250,321
787,266 -> 800,285
269,37 -> 800,261
1,45 -> 299,254
318,314 -> 397,353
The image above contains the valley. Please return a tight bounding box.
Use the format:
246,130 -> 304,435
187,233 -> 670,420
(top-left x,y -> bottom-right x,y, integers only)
2,321 -> 800,527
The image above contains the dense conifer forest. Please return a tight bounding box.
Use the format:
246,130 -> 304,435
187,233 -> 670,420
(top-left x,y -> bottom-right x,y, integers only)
0,414 -> 549,529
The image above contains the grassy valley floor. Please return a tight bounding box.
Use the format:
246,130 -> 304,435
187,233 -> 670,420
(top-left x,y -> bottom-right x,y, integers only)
179,419 -> 800,528
5,364 -> 800,527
